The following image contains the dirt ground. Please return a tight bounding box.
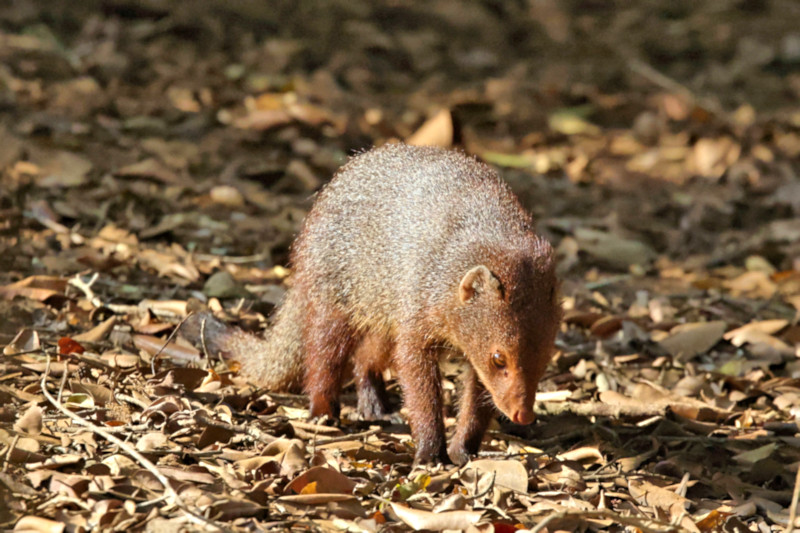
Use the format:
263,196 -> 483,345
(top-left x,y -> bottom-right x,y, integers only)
1,1 -> 800,531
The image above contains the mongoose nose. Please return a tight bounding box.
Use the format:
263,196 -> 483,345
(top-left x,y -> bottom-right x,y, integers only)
512,408 -> 535,425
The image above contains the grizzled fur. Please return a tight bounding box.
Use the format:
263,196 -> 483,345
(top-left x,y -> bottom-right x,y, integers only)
185,144 -> 561,464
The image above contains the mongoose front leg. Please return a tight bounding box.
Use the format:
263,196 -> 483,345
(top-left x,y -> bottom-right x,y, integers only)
303,301 -> 357,422
394,336 -> 449,464
448,366 -> 495,465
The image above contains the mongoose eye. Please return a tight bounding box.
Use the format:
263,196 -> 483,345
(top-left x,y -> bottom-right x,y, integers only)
491,352 -> 506,369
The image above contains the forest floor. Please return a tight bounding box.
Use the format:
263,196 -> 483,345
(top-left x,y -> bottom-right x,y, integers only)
1,1 -> 800,531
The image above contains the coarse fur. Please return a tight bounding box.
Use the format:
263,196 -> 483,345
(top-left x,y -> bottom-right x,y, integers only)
184,143 -> 562,464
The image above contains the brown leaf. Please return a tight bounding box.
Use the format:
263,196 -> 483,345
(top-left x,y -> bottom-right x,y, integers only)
406,109 -> 454,148
133,334 -> 201,363
32,150 -> 93,188
462,459 -> 528,493
389,503 -> 484,531
4,329 -> 40,355
73,316 -> 117,343
285,466 -> 357,495
115,158 -> 183,185
574,227 -> 656,269
658,321 -> 726,360
277,493 -> 357,504
14,405 -> 43,436
0,276 -> 67,302
13,516 -> 65,533
628,479 -> 697,532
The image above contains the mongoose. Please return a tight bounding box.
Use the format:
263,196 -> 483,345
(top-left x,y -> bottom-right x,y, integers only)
184,143 -> 561,464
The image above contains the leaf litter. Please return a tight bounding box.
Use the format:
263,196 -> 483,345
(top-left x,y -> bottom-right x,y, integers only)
1,1 -> 800,531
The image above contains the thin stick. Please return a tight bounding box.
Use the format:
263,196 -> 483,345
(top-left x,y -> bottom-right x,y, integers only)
529,508 -> 683,533
192,251 -> 272,264
2,435 -> 20,472
68,273 -> 101,307
626,57 -> 730,124
315,427 -> 381,445
151,311 -> 194,375
788,463 -> 800,532
199,313 -> 211,369
40,354 -> 223,530
468,471 -> 496,501
194,413 -> 277,445
57,369 -> 68,405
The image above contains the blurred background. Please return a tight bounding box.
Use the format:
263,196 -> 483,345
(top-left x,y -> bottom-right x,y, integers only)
2,2 -> 800,530
1,1 -> 798,277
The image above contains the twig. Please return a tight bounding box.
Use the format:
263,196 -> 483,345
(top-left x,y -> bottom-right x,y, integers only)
68,273 -> 102,308
536,400 -> 671,418
115,393 -> 150,410
2,435 -> 20,472
788,463 -> 800,532
61,423 -> 149,434
36,494 -> 92,512
57,368 -> 68,405
199,313 -> 211,369
529,508 -> 685,533
41,354 -> 224,530
315,427 -> 381,445
194,413 -> 278,445
61,351 -> 120,373
193,251 -> 271,264
104,303 -> 184,319
290,419 -> 344,434
584,274 -> 631,290
1,349 -> 46,357
626,57 -> 731,125
468,470 -> 496,500
151,311 -> 194,375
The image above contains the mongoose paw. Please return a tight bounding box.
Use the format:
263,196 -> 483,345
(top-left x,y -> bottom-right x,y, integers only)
356,398 -> 390,421
447,443 -> 472,466
308,398 -> 341,426
308,413 -> 340,427
413,442 -> 451,466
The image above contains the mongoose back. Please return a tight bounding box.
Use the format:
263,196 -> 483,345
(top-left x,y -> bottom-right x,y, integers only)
185,143 -> 561,464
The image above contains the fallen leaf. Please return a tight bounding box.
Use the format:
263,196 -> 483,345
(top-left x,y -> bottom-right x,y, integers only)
73,316 -> 117,343
406,109 -> 454,148
658,321 -> 727,360
4,329 -> 40,355
0,276 -> 68,302
14,405 -> 43,436
390,503 -> 484,531
33,150 -> 93,188
285,466 -> 356,495
723,320 -> 789,346
464,459 -> 528,493
13,516 -> 65,533
574,227 -> 656,269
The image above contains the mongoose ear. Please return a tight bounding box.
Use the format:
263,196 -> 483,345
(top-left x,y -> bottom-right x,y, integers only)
459,265 -> 502,302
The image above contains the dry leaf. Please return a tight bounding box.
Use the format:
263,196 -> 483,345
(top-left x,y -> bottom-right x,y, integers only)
658,321 -> 726,360
406,109 -> 454,148
14,405 -> 43,436
463,459 -> 528,493
285,466 -> 357,495
390,503 -> 484,531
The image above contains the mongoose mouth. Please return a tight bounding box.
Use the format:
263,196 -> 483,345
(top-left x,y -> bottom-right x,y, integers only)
492,393 -> 536,425
510,407 -> 535,425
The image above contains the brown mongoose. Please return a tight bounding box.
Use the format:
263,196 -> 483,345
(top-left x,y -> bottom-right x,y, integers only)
184,143 -> 561,464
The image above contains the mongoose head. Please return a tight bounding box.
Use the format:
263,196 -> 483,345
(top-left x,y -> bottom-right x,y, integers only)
454,242 -> 560,425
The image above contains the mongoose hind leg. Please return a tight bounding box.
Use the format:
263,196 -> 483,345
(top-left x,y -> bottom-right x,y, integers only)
303,300 -> 358,422
354,333 -> 394,420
